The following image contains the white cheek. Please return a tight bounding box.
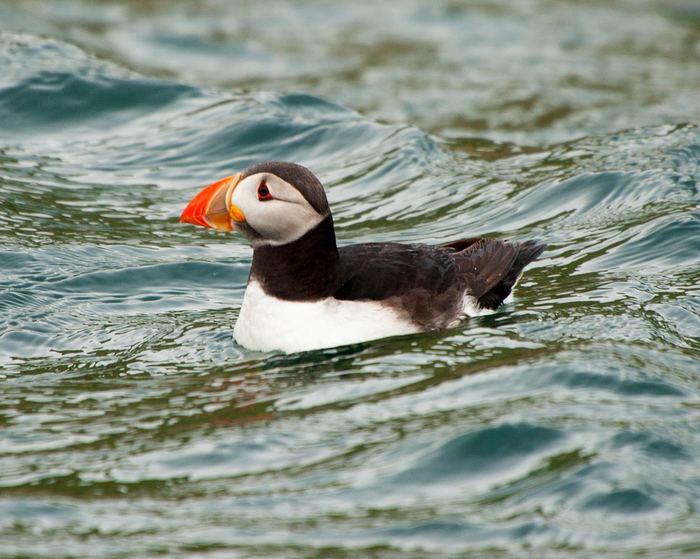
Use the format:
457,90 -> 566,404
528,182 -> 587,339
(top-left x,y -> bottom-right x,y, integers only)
246,200 -> 321,244
231,182 -> 323,244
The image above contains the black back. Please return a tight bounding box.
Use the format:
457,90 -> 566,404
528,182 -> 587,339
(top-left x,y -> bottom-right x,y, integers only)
333,238 -> 545,329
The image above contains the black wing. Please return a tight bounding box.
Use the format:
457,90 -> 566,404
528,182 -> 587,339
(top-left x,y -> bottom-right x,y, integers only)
460,239 -> 546,310
334,242 -> 463,329
333,238 -> 546,329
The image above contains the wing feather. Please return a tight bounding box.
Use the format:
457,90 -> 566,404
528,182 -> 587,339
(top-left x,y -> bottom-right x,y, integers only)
332,237 -> 546,329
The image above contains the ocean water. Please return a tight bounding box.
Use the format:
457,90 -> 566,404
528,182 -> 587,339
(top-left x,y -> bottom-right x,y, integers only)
1,0 -> 700,557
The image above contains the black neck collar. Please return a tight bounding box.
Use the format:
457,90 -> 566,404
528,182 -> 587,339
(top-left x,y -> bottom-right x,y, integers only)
249,215 -> 340,301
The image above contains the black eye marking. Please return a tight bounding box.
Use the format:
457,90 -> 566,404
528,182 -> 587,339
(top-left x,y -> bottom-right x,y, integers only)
257,180 -> 272,201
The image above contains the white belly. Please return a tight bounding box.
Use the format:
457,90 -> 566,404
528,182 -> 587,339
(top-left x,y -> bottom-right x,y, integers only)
234,281 -> 421,353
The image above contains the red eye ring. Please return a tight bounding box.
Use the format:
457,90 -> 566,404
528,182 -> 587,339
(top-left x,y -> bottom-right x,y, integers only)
257,181 -> 272,200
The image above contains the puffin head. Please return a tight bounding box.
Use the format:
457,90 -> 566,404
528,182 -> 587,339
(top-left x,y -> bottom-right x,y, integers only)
180,162 -> 330,248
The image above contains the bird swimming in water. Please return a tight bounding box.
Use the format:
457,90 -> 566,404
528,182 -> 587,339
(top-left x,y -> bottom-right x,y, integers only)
180,162 -> 546,353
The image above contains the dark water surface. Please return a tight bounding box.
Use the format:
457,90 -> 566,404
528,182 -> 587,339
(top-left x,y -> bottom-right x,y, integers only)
2,1 -> 700,557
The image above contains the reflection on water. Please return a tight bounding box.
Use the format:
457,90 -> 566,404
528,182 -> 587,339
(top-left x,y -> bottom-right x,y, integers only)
1,0 -> 700,557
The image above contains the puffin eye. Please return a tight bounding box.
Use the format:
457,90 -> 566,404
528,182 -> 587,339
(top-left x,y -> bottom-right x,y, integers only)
257,181 -> 272,201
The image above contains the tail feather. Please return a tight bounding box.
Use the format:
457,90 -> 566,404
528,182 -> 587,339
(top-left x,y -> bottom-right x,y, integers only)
477,240 -> 546,310
452,240 -> 519,302
446,237 -> 546,313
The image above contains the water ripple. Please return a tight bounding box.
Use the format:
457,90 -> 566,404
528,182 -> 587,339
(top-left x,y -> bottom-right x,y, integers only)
1,10 -> 700,557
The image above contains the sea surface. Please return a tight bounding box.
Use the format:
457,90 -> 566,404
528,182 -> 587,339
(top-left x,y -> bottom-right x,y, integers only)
1,1 -> 700,557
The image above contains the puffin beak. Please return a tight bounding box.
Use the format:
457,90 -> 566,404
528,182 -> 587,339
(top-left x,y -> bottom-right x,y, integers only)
180,173 -> 244,232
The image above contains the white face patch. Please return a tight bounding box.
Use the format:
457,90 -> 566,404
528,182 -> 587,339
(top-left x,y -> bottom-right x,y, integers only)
229,172 -> 326,247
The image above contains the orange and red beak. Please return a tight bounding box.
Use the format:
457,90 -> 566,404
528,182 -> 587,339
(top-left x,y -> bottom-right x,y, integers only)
180,173 -> 244,232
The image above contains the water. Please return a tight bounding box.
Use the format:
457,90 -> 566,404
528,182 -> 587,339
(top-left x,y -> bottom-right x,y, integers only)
1,0 -> 700,557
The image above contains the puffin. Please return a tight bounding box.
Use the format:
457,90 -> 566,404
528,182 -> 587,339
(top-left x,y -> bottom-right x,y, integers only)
180,162 -> 546,353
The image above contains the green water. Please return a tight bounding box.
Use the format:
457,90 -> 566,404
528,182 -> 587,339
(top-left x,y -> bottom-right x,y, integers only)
1,1 -> 700,557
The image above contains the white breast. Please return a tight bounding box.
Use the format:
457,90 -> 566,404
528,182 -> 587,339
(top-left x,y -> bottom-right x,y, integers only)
234,281 -> 421,353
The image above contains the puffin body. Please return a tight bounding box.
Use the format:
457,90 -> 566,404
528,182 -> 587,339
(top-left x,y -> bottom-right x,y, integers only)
181,162 -> 546,353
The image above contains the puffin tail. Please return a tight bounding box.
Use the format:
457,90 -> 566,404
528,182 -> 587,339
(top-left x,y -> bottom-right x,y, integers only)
476,240 -> 546,311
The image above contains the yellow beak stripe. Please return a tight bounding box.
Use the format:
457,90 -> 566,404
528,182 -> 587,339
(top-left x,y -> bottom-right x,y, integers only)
229,205 -> 246,222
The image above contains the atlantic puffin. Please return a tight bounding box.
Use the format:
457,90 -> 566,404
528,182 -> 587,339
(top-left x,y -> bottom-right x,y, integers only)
180,162 -> 546,353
